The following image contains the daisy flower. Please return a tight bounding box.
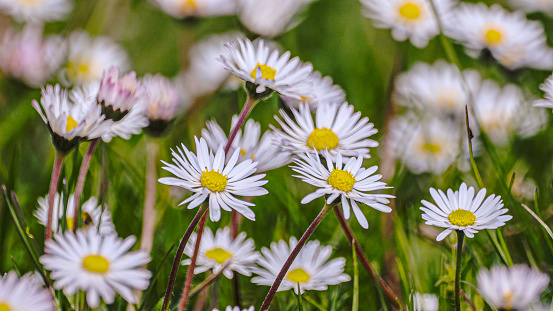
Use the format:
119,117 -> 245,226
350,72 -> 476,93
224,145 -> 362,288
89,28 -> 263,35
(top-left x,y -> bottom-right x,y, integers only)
281,70 -> 346,111
534,73 -> 553,109
182,227 -> 258,279
291,149 -> 393,229
252,237 -> 350,294
142,73 -> 182,136
0,0 -> 71,23
97,66 -> 145,121
202,115 -> 291,172
274,102 -> 378,159
40,229 -> 151,308
35,192 -> 115,235
413,292 -> 439,311
214,307 -> 254,311
510,0 -> 553,15
149,0 -> 236,19
359,0 -> 457,48
477,265 -> 550,310
218,38 -> 313,99
420,183 -> 512,241
158,137 -> 268,222
0,271 -> 54,311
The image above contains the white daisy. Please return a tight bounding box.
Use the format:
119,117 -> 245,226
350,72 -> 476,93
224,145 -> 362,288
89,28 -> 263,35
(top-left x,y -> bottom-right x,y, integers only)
202,115 -> 291,172
34,192 -> 115,235
0,0 -> 71,23
252,237 -> 350,294
274,102 -> 378,159
510,0 -> 553,15
237,0 -> 314,38
281,70 -> 346,111
218,38 -> 313,99
359,0 -> 456,48
534,73 -> 553,109
420,182 -> 512,241
142,73 -> 182,136
291,149 -> 393,229
98,66 -> 145,120
182,227 -> 258,279
149,0 -> 236,19
158,137 -> 268,222
59,31 -> 130,86
413,292 -> 439,311
445,3 -> 553,70
477,265 -> 550,310
0,271 -> 54,311
213,307 -> 254,311
40,229 -> 151,308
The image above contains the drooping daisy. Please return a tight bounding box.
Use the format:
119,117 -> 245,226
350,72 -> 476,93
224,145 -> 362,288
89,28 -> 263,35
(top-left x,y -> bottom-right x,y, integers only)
237,0 -> 315,38
359,0 -> 456,48
218,38 -> 314,99
201,115 -> 291,172
182,227 -> 258,279
510,0 -> 553,15
0,271 -> 54,311
149,0 -> 236,19
420,183 -> 512,241
59,31 -> 130,86
477,265 -> 550,310
291,149 -> 393,229
213,307 -> 254,311
35,192 -> 115,235
0,0 -> 71,23
274,102 -> 378,159
40,229 -> 151,308
412,292 -> 439,311
252,237 -> 350,294
445,3 -> 553,70
281,70 -> 346,111
142,73 -> 182,137
158,137 -> 268,222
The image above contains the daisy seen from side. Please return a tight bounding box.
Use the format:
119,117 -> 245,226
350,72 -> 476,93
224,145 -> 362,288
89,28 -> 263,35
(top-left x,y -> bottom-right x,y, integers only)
0,0 -> 71,23
149,0 -> 236,19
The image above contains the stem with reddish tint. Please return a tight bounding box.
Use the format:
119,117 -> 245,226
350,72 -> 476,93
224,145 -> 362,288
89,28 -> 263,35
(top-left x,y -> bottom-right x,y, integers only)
72,138 -> 100,232
178,211 -> 208,311
259,203 -> 332,311
140,140 -> 159,253
46,153 -> 64,241
224,96 -> 256,155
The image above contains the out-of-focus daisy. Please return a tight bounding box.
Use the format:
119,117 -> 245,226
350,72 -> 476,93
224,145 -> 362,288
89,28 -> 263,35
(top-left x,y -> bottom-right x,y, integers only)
413,292 -> 439,311
41,230 -> 151,308
477,265 -> 549,310
0,0 -> 71,23
213,307 -> 254,311
292,150 -> 393,229
282,70 -> 346,111
420,183 -> 512,241
218,38 -> 313,99
158,137 -> 268,222
510,0 -> 553,15
0,271 -> 54,311
0,25 -> 64,87
359,0 -> 456,48
142,73 -> 182,136
149,0 -> 236,19
445,3 -> 553,70
534,73 -> 553,110
35,192 -> 115,235
274,102 -> 378,159
60,31 -> 130,86
237,0 -> 314,38
182,227 -> 258,279
202,115 -> 291,172
252,237 -> 350,294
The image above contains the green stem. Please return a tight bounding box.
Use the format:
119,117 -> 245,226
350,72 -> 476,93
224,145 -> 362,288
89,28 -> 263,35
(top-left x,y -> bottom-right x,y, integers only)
455,231 -> 465,311
352,241 -> 359,311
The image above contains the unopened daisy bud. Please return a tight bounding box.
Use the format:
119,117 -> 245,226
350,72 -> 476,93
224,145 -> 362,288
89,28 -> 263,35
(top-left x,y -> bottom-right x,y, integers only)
0,0 -> 72,23
98,66 -> 145,121
142,73 -> 181,137
0,271 -> 54,311
149,0 -> 236,19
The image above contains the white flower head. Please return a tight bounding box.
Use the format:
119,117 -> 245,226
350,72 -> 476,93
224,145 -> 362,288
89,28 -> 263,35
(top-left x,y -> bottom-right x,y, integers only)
274,102 -> 378,160
420,183 -> 512,241
282,70 -> 346,111
149,0 -> 236,19
477,265 -> 550,310
0,271 -> 54,311
292,149 -> 393,229
412,292 -> 439,311
182,227 -> 258,279
158,137 -> 268,222
40,230 -> 151,308
142,73 -> 181,121
510,0 -> 553,15
218,38 -> 314,99
252,237 -> 351,294
534,73 -> 553,110
98,66 -> 145,118
0,0 -> 71,23
213,307 -> 254,311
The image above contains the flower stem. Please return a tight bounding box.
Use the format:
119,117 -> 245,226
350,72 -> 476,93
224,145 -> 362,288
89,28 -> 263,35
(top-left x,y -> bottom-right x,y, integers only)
46,153 -> 64,241
333,206 -> 403,309
178,211 -> 208,311
72,138 -> 100,233
161,204 -> 208,311
224,95 -> 257,155
140,139 -> 159,253
455,230 -> 465,311
259,203 -> 332,311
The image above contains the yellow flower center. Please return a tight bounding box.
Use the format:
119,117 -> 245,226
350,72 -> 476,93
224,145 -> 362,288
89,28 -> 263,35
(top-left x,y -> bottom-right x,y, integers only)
250,63 -> 277,81
286,268 -> 311,283
240,148 -> 247,158
200,169 -> 228,192
205,247 -> 233,264
65,116 -> 78,132
180,0 -> 197,14
422,142 -> 441,153
484,28 -> 503,46
328,169 -> 356,192
66,61 -> 92,82
82,255 -> 110,274
306,128 -> 339,151
399,2 -> 421,20
67,217 -> 74,231
0,302 -> 11,311
448,209 -> 476,227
